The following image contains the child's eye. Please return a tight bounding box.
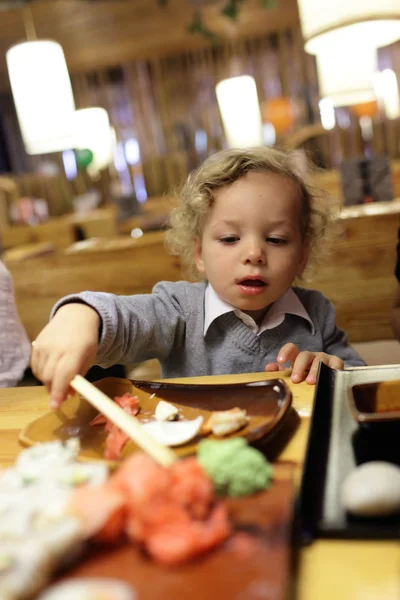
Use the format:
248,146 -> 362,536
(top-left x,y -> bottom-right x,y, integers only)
219,235 -> 239,244
267,237 -> 287,245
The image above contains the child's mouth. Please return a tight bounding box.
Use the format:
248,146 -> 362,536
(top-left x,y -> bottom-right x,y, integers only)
237,279 -> 266,295
240,279 -> 265,287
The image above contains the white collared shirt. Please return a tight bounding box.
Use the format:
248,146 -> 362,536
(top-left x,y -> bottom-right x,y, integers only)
203,283 -> 315,336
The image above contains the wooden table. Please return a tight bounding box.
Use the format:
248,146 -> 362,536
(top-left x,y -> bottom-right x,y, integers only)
0,372 -> 399,599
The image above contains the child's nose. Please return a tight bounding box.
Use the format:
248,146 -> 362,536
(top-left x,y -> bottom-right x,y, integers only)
244,243 -> 266,264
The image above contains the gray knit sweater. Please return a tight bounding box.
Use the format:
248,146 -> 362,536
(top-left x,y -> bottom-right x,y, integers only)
55,280 -> 365,376
0,261 -> 31,387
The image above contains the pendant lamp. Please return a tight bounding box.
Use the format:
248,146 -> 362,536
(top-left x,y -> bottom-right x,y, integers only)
297,0 -> 400,55
373,69 -> 400,119
315,41 -> 377,106
215,75 -> 263,148
297,0 -> 400,107
6,6 -> 75,155
73,107 -> 115,176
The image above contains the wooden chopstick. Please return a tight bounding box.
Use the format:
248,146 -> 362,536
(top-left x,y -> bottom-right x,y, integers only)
70,374 -> 177,467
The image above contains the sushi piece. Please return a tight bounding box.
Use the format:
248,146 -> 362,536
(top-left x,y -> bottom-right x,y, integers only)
0,539 -> 53,600
203,408 -> 249,436
155,400 -> 179,421
0,468 -> 26,492
54,462 -> 109,489
31,516 -> 84,569
37,578 -> 136,600
15,439 -> 81,483
0,494 -> 35,540
0,517 -> 83,600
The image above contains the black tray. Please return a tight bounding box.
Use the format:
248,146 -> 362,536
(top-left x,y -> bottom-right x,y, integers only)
297,363 -> 400,542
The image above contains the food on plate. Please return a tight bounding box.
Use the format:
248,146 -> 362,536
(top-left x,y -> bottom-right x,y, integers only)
89,393 -> 140,460
155,400 -> 179,421
0,441 -> 108,494
3,434 -> 277,596
68,452 -> 231,566
198,438 -> 273,497
67,485 -> 127,542
37,577 -> 136,600
14,439 -> 81,484
141,416 -> 204,446
1,538 -> 62,600
341,461 -> 400,517
0,439 -> 109,600
0,517 -> 84,600
89,394 -> 140,427
203,407 -> 249,436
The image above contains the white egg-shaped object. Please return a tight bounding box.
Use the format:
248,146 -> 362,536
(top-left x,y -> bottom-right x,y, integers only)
341,461 -> 400,517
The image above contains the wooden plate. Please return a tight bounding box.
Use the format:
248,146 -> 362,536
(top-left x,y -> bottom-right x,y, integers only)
51,462 -> 295,600
19,376 -> 292,460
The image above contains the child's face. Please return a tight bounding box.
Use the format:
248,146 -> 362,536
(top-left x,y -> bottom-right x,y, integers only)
194,171 -> 309,323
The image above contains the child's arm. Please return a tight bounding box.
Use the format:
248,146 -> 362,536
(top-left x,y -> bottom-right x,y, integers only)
31,281 -> 189,406
31,303 -> 101,408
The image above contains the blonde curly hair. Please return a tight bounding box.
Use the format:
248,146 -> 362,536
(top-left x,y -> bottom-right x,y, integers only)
165,146 -> 337,280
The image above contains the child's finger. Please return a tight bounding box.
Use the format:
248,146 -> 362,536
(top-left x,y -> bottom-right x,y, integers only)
304,354 -> 344,384
41,352 -> 63,394
328,356 -> 344,370
277,343 -> 300,366
49,355 -> 83,409
291,351 -> 315,382
264,362 -> 281,372
304,357 -> 322,384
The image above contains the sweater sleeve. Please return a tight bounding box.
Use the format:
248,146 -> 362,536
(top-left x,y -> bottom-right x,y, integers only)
51,281 -> 188,367
317,294 -> 365,367
0,262 -> 31,387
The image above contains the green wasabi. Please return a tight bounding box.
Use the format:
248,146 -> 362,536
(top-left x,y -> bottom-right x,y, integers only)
197,438 -> 273,497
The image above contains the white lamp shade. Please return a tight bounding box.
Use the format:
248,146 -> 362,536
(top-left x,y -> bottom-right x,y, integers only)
6,40 -> 75,155
316,43 -> 377,106
216,75 -> 263,148
297,0 -> 400,54
73,107 -> 114,175
373,69 -> 400,119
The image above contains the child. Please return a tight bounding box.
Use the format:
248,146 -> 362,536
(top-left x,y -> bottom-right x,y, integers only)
31,147 -> 365,407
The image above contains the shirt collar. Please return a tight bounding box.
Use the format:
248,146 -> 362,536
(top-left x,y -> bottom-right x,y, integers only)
203,283 -> 315,336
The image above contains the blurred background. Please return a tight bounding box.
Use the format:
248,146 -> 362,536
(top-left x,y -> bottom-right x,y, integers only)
1,0 -> 400,371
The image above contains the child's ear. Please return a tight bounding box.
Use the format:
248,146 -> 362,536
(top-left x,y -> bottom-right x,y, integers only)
297,236 -> 310,276
194,236 -> 205,274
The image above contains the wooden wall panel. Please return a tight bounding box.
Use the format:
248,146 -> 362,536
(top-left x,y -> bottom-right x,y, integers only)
6,202 -> 400,344
0,0 -> 301,92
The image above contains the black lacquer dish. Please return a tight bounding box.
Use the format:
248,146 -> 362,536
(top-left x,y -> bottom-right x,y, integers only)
297,363 -> 400,542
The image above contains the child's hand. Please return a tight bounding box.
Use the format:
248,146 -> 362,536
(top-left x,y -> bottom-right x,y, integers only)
264,342 -> 344,384
31,303 -> 100,408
